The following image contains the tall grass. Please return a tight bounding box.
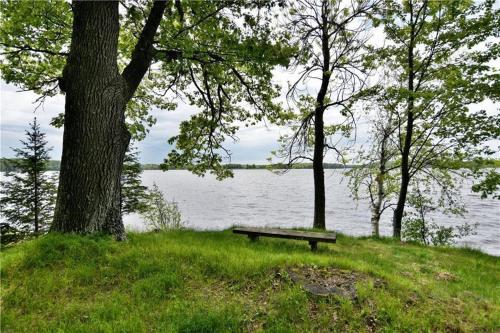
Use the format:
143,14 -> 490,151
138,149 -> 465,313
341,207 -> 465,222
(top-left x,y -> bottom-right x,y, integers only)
1,230 -> 499,332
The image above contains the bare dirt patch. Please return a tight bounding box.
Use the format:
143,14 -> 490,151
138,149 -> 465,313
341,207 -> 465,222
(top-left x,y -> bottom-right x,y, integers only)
286,266 -> 378,299
436,271 -> 457,281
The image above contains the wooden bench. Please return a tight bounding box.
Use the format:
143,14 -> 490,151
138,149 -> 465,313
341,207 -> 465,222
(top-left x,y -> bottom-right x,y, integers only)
232,227 -> 336,251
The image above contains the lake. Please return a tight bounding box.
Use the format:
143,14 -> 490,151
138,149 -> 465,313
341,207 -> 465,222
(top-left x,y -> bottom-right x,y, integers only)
125,169 -> 500,256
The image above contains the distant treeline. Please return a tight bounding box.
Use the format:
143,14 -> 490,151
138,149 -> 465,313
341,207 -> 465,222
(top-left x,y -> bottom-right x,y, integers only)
0,158 -> 61,172
450,159 -> 500,169
142,162 -> 356,170
2,158 -> 498,172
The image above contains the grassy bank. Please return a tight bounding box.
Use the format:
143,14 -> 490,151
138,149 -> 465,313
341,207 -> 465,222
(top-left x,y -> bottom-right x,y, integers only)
1,230 -> 499,332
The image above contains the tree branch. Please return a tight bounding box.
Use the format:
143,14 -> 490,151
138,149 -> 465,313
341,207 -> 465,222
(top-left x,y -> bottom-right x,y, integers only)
122,0 -> 169,101
0,43 -> 68,56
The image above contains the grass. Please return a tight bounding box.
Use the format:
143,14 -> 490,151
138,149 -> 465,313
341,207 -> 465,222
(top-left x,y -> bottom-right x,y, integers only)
1,230 -> 499,332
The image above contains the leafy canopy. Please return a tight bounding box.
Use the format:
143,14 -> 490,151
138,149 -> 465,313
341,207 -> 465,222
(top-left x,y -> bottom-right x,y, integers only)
0,0 -> 295,178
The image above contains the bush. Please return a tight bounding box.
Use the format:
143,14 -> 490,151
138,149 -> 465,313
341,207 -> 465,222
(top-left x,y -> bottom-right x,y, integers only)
403,217 -> 476,246
402,185 -> 476,246
0,223 -> 24,246
141,183 -> 185,231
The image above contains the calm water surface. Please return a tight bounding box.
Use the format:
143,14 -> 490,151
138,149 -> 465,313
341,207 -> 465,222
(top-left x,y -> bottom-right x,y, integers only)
125,170 -> 500,256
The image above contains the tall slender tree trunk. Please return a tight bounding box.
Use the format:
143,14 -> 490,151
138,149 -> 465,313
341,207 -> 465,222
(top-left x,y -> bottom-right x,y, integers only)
34,174 -> 39,234
51,1 -> 167,239
370,203 -> 381,237
371,176 -> 383,238
371,141 -> 387,237
393,139 -> 411,238
33,125 -> 39,234
313,108 -> 326,229
312,0 -> 332,230
372,123 -> 393,237
34,160 -> 39,234
393,17 -> 416,240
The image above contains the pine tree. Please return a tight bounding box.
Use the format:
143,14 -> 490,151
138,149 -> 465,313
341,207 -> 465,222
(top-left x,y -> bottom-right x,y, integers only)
121,144 -> 149,215
0,118 -> 57,236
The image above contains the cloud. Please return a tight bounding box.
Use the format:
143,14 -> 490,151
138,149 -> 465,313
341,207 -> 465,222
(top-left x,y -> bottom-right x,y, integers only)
1,82 -> 64,159
0,81 -> 284,164
0,79 -> 380,165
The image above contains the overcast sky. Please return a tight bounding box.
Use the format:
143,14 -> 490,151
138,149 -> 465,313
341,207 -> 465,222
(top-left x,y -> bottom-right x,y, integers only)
1,11 -> 498,164
0,7 -> 376,165
0,79 -> 303,164
1,75 -> 374,164
4,77 -> 497,164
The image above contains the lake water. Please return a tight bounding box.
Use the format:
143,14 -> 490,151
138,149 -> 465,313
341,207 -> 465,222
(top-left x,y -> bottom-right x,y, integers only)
125,170 -> 500,256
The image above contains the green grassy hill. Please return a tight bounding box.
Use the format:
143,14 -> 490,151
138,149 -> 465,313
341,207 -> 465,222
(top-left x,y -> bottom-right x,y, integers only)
1,230 -> 499,332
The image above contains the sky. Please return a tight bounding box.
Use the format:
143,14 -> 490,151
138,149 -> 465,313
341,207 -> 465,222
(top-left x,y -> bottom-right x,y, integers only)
4,74 -> 496,164
1,75 -> 375,164
0,2 -> 378,165
0,80 -> 298,164
1,4 -> 498,164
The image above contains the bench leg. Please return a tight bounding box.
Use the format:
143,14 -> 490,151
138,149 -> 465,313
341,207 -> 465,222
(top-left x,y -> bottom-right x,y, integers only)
309,241 -> 318,251
249,235 -> 259,242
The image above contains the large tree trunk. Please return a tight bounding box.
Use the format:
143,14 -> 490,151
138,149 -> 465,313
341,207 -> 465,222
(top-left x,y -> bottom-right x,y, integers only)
103,126 -> 131,240
313,108 -> 326,229
51,1 -> 167,239
52,2 -> 129,236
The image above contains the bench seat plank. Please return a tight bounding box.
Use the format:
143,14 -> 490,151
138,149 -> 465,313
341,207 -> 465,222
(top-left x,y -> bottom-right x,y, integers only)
233,227 -> 336,245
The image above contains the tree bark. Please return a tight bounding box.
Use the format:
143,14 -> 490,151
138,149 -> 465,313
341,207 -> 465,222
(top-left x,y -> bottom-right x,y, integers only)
393,143 -> 411,238
52,1 -> 126,235
371,172 -> 383,238
371,171 -> 385,237
393,11 -> 416,240
52,1 -> 167,239
371,127 -> 389,237
34,125 -> 39,234
370,206 -> 380,237
312,0 -> 332,230
102,125 -> 131,240
313,108 -> 326,229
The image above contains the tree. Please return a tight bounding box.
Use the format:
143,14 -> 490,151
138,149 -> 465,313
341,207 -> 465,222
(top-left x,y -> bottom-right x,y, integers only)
472,169 -> 500,200
402,180 -> 476,246
374,0 -> 500,238
0,118 -> 57,236
1,0 -> 293,239
121,144 -> 149,215
272,0 -> 377,229
348,101 -> 399,237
